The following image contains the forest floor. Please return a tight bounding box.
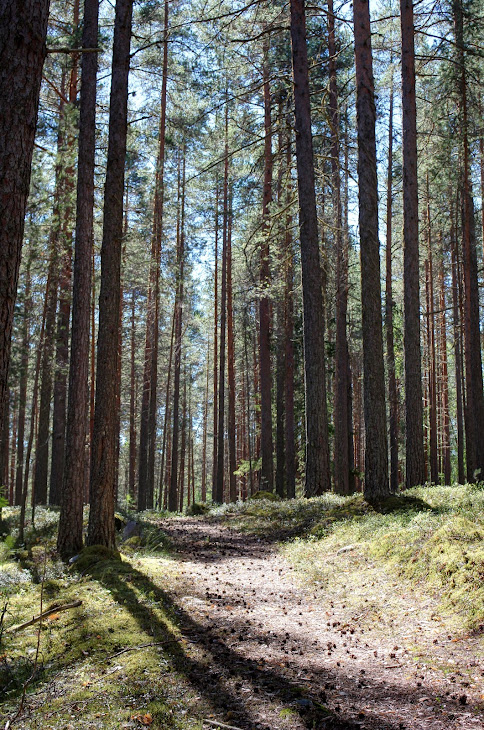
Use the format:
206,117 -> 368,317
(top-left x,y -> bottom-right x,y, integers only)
156,514 -> 483,730
0,487 -> 483,729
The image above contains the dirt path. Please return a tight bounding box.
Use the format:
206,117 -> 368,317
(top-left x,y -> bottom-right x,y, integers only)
160,516 -> 484,730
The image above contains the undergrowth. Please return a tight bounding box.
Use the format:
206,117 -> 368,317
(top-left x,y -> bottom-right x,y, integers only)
279,485 -> 484,630
0,508 -> 204,729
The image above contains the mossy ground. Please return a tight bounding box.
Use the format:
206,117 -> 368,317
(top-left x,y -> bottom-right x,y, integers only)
0,509 -> 206,729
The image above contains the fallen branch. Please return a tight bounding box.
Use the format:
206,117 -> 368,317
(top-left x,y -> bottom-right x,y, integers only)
6,601 -> 82,633
104,640 -> 178,661
203,720 -> 244,730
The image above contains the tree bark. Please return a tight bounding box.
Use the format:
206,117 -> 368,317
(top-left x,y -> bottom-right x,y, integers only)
0,0 -> 50,433
289,0 -> 331,495
215,115 -> 229,504
438,237 -> 451,484
212,180 -> 220,501
400,0 -> 425,488
385,86 -> 399,493
453,0 -> 484,481
168,153 -> 185,512
329,0 -> 352,496
128,288 -> 137,500
49,235 -> 72,506
450,214 -> 465,483
227,187 -> 237,502
15,261 -> 32,506
353,0 -> 389,500
88,0 -> 133,548
157,302 -> 175,509
259,39 -> 274,493
201,337 -> 210,502
424,184 -> 438,483
138,0 -> 169,510
58,0 -> 99,557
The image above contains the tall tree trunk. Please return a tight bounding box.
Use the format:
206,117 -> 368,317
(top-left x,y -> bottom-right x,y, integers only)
275,110 -> 286,500
57,0 -> 100,557
157,302 -> 175,509
400,0 -> 425,488
289,0 -> 331,495
49,237 -> 72,507
33,111 -> 63,505
259,40 -> 274,492
424,183 -> 438,483
329,0 -> 352,496
178,370 -> 187,512
353,0 -> 389,500
244,310 -> 255,497
201,337 -> 210,502
20,285 -> 49,540
385,86 -> 399,493
9,391 -> 18,505
33,251 -> 58,504
1,389 -> 9,497
453,0 -> 484,481
439,237 -> 451,484
227,187 -> 237,502
15,261 -> 32,506
0,0 -> 50,432
284,124 -> 296,499
168,153 -> 185,512
128,288 -> 137,500
216,114 -> 229,504
88,0 -> 133,548
138,0 -> 169,510
212,180 -> 219,500
450,205 -> 465,483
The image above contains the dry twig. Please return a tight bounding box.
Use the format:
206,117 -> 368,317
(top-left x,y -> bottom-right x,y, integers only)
6,601 -> 82,634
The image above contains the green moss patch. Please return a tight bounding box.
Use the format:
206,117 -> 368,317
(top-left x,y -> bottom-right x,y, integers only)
284,484 -> 484,630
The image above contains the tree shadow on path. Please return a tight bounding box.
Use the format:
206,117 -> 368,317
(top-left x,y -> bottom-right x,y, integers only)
83,551 -> 477,730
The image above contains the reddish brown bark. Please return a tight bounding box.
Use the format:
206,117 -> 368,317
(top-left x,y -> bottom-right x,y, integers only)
9,391 -> 18,505
453,0 -> 484,481
385,86 -> 399,493
49,235 -> 72,507
290,0 -> 331,495
201,338 -> 210,502
227,187 -> 237,502
138,0 -> 169,510
88,0 -> 133,548
259,40 -> 274,493
215,115 -> 230,504
438,238 -> 451,484
353,0 -> 389,499
212,180 -> 220,500
400,0 -> 425,488
157,303 -> 175,509
329,0 -> 352,497
424,180 -> 438,484
128,288 -> 137,500
0,0 -> 50,433
168,153 -> 185,512
58,0 -> 100,557
450,218 -> 465,483
283,120 -> 296,499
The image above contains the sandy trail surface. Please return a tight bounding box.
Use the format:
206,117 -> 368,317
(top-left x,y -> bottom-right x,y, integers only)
160,516 -> 484,730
